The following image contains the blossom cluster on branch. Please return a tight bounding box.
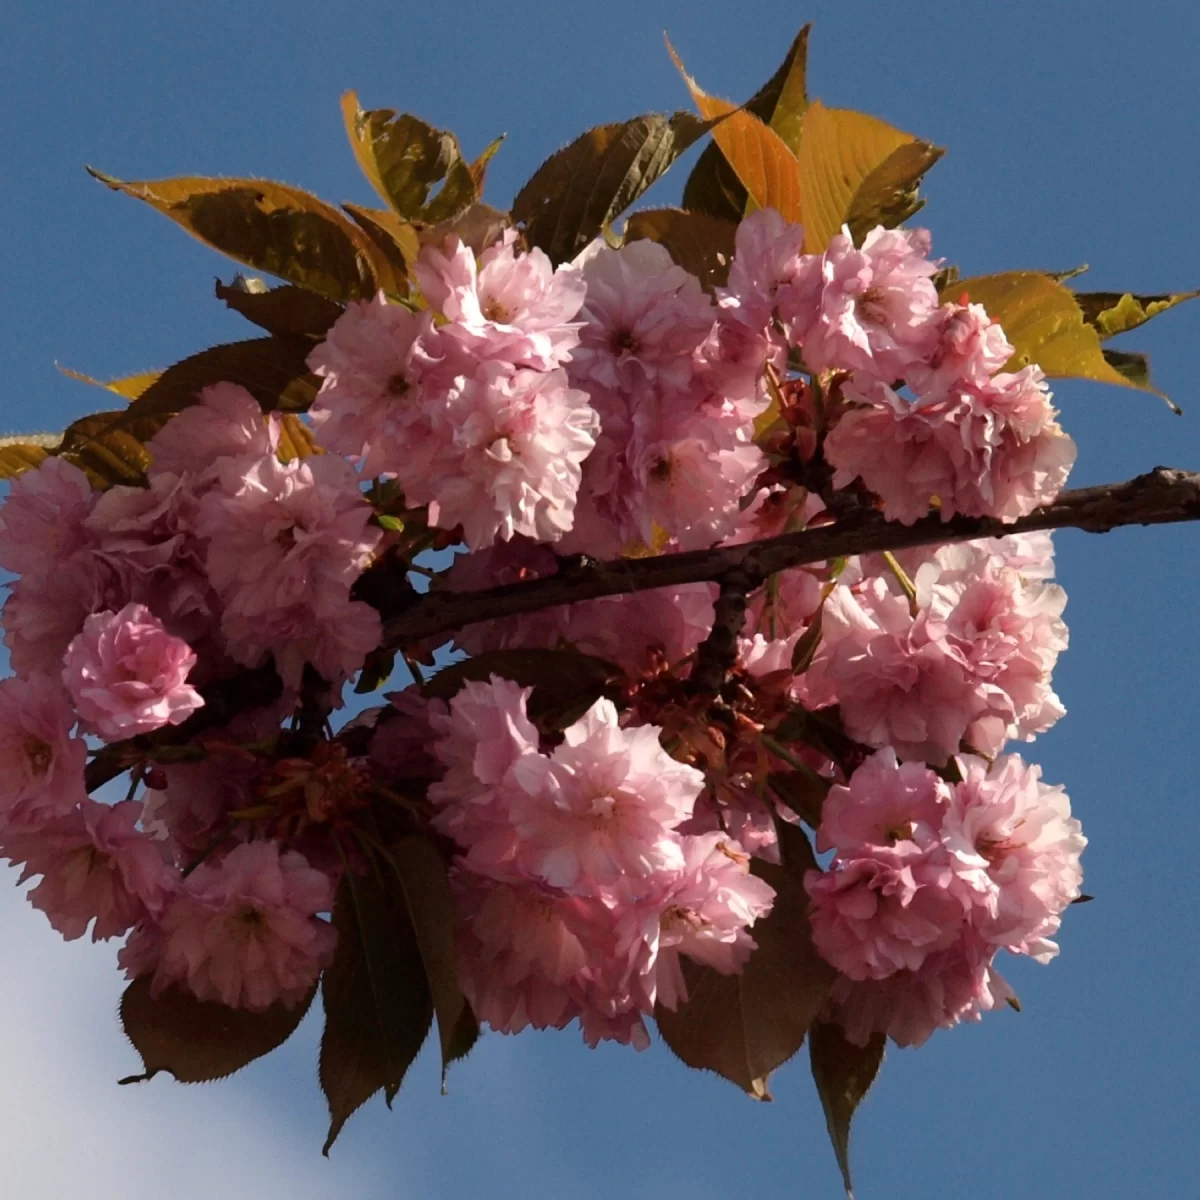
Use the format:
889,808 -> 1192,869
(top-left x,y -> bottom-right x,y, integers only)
1,23 -> 1191,1188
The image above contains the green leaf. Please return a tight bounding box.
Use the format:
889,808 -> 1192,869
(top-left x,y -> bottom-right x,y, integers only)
1073,288 -> 1200,340
275,413 -> 318,462
415,202 -> 511,258
119,337 -> 319,425
843,139 -> 945,244
682,24 -> 811,221
623,208 -> 737,290
0,442 -> 50,479
512,110 -> 710,265
342,202 -> 421,283
423,648 -> 621,730
809,1022 -> 886,1199
56,410 -> 169,488
948,271 -> 1179,410
118,977 -> 315,1084
669,39 -> 804,224
654,858 -> 836,1097
215,278 -> 343,339
88,167 -> 389,301
468,135 -> 505,194
320,866 -> 433,1154
340,92 -> 477,225
795,101 -> 939,253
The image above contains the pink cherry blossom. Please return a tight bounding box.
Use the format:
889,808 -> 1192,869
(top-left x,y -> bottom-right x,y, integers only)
4,799 -> 177,941
719,207 -> 811,334
63,602 -> 203,741
0,673 -> 88,834
907,302 -> 1015,395
0,457 -> 95,578
146,383 -> 276,479
122,840 -> 336,1011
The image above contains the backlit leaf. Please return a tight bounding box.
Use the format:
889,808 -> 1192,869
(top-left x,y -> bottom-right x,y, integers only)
468,135 -> 505,194
57,410 -> 168,488
1073,288 -> 1200,339
682,24 -> 811,221
415,202 -> 510,257
844,138 -> 944,244
88,167 -> 385,301
795,101 -> 937,253
655,858 -> 836,1097
320,866 -> 433,1154
0,441 -> 51,479
276,413 -> 318,462
623,207 -> 737,290
119,977 -> 315,1084
948,271 -> 1179,409
58,365 -> 162,400
669,40 -> 804,224
513,111 -> 710,265
340,93 -> 477,224
809,1022 -> 886,1199
215,278 -> 343,339
342,203 -> 420,282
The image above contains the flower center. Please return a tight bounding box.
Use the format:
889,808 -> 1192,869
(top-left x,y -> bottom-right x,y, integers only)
386,372 -> 411,397
482,297 -> 514,323
24,737 -> 53,776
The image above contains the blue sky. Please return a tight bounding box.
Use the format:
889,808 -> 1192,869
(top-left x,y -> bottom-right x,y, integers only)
2,2 -> 1199,1197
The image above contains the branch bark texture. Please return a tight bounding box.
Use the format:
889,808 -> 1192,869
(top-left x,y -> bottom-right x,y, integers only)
383,467 -> 1200,646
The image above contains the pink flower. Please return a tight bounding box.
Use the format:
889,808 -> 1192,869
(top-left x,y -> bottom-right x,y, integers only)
907,303 -> 1014,395
122,840 -> 336,1011
817,750 -> 952,856
793,225 -> 942,382
308,293 -> 455,477
146,383 -> 276,479
63,603 -> 203,741
719,208 -> 811,334
4,799 -> 177,941
570,240 -> 716,393
0,457 -> 95,577
825,367 -> 1077,524
0,674 -> 88,833
413,230 -> 586,370
944,754 -> 1085,961
806,841 -> 972,980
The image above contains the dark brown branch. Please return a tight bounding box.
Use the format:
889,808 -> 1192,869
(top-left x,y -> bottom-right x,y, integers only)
383,467 -> 1200,645
688,568 -> 761,696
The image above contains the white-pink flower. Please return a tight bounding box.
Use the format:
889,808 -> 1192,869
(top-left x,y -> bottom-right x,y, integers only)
146,383 -> 276,479
121,840 -> 337,1011
63,602 -> 203,741
0,457 -> 95,578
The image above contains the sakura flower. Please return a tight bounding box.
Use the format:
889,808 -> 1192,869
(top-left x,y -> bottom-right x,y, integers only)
122,840 -> 336,1011
4,799 -> 177,941
907,302 -> 1015,395
0,456 -> 95,577
146,382 -> 276,479
63,603 -> 203,741
0,673 -> 88,833
719,208 -> 811,333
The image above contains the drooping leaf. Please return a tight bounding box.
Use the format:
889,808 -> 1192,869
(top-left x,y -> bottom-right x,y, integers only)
342,203 -> 420,282
512,110 -> 710,265
669,40 -> 804,224
423,648 -> 621,729
58,365 -> 162,401
320,866 -> 433,1154
843,138 -> 945,244
0,441 -> 51,479
1073,288 -> 1200,340
947,271 -> 1179,410
215,278 -> 343,339
682,24 -> 811,221
623,208 -> 737,290
1100,348 -> 1178,410
655,858 -> 837,1097
387,836 -> 470,1081
119,977 -> 315,1085
56,410 -> 168,488
809,1021 -> 886,1199
88,168 -> 388,301
340,93 -> 477,225
795,101 -> 938,253
118,337 -> 319,424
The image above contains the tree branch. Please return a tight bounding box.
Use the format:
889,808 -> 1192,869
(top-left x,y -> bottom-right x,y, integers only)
383,467 -> 1200,646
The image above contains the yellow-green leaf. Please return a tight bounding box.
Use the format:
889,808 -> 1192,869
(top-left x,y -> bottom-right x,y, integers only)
810,1022 -> 885,1199
844,139 -> 944,244
795,101 -> 937,253
949,271 -> 1179,409
215,278 -> 343,339
1073,289 -> 1200,339
276,413 -> 319,462
58,365 -> 162,401
468,135 -> 505,194
414,202 -> 511,258
342,203 -> 420,281
56,410 -> 170,488
88,167 -> 384,301
669,39 -> 804,224
0,441 -> 51,479
340,93 -> 477,224
512,111 -> 710,265
682,24 -> 811,221
623,207 -> 737,290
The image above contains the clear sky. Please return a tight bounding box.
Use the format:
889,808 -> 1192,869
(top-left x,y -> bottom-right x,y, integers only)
2,2 -> 1198,1197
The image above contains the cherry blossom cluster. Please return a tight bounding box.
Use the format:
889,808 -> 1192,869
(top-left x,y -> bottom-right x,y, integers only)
0,205 -> 1085,1058
807,749 -> 1085,1047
